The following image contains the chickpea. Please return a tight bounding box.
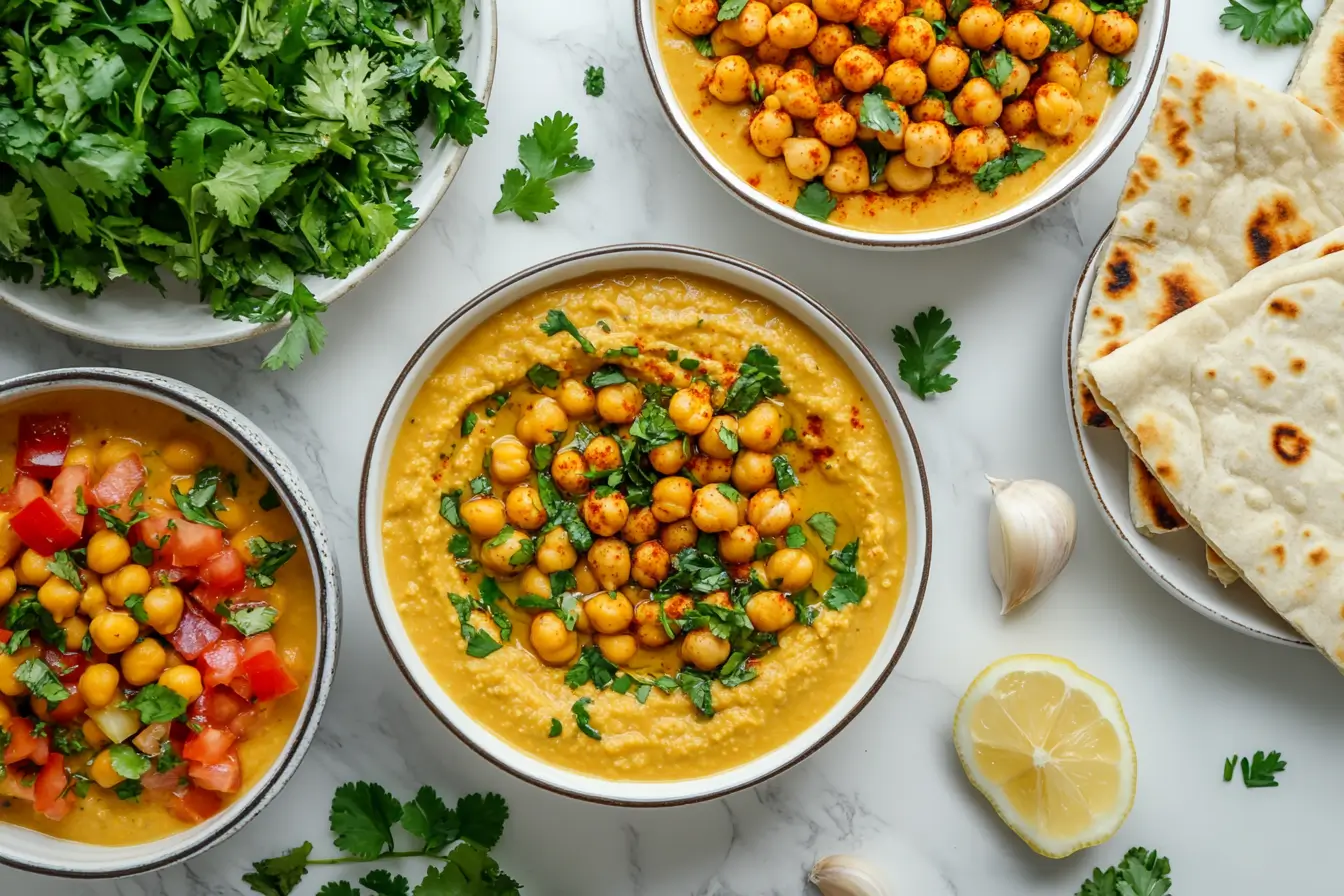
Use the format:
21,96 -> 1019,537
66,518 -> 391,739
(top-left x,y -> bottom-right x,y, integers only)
908,0 -> 943,19
691,485 -> 742,533
530,612 -> 579,665
585,590 -> 635,634
481,527 -> 533,574
490,436 -> 532,485
1001,97 -> 1037,136
668,382 -> 714,435
815,70 -> 844,103
999,55 -> 1031,98
159,439 -> 204,474
814,103 -> 859,147
832,45 -> 884,92
1047,0 -> 1093,39
556,379 -> 596,418
597,633 -> 638,665
535,528 -> 578,574
621,506 -> 660,545
519,565 -> 551,598
631,540 -> 671,588
747,488 -> 801,535
587,538 -> 632,590
673,0 -> 720,35
121,639 -> 167,686
750,95 -> 795,157
159,664 -> 203,702
64,445 -> 96,469
953,77 -> 1003,128
506,485 -> 548,531
215,496 -> 250,532
0,653 -> 25,696
16,549 -> 51,587
755,37 -> 791,64
881,59 -> 927,106
1035,81 -> 1082,137
875,103 -> 910,152
808,23 -> 853,65
680,630 -> 732,671
1002,11 -> 1051,59
97,438 -> 140,469
730,451 -> 775,494
84,529 -> 131,575
79,663 -> 120,709
957,4 -> 1004,49
711,22 -> 745,56
908,95 -> 946,123
686,453 -> 733,484
767,2 -> 819,48
37,577 -> 80,622
718,525 -> 761,564
722,0 -> 772,44
884,154 -> 935,191
582,489 -> 630,537
754,62 -> 786,97
573,560 -> 599,593
774,69 -> 822,118
709,54 -> 755,103
648,439 -> 689,476
583,435 -> 621,473
823,144 -> 869,193
950,126 -> 991,175
926,44 -> 969,93
746,590 -> 798,632
889,15 -> 935,63
1092,9 -> 1137,54
596,383 -> 643,424
516,397 -> 568,446
551,449 -> 590,494
984,125 -> 1010,159
103,564 -> 149,606
732,403 -> 781,453
812,0 -> 862,22
903,120 -> 952,168
60,616 -> 88,652
633,600 -> 674,648
461,496 -> 507,539
697,416 -> 740,460
143,584 -> 184,634
91,749 -> 126,789
765,547 -> 815,591
650,477 -> 692,524
0,568 -> 15,606
857,0 -> 905,34
1039,51 -> 1080,95
660,519 -> 700,553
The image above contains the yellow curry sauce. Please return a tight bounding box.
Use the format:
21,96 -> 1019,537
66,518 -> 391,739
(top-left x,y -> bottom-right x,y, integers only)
382,272 -> 908,781
654,0 -> 1114,233
0,391 -> 316,845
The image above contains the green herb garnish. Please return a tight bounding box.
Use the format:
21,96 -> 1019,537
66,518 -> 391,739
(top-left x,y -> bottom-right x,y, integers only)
892,307 -> 960,399
495,113 -> 595,222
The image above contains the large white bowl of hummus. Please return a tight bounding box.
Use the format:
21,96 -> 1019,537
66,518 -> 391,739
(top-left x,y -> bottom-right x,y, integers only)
358,245 -> 931,804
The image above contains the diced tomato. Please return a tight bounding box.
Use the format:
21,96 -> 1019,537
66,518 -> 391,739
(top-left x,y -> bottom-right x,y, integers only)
182,726 -> 236,764
136,510 -> 182,558
242,632 -> 277,661
169,785 -> 223,822
198,548 -> 246,599
42,646 -> 91,684
243,650 -> 298,702
0,629 -> 10,646
151,563 -> 193,586
16,415 -> 70,479
202,685 -> 251,729
0,774 -> 34,801
88,455 -> 146,517
198,638 -> 244,688
188,749 -> 241,793
227,676 -> 254,701
132,722 -> 171,757
166,605 -> 222,660
4,718 -> 49,766
141,768 -> 183,791
9,497 -> 81,555
0,474 -> 45,512
33,692 -> 86,725
33,755 -> 75,821
228,708 -> 260,738
49,465 -> 90,535
167,521 -> 226,568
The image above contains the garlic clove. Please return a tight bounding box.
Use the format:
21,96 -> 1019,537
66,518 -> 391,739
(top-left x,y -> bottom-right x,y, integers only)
987,476 -> 1077,615
809,855 -> 892,896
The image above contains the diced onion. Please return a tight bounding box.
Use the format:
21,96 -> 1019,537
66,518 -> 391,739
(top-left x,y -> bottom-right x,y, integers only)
87,705 -> 142,744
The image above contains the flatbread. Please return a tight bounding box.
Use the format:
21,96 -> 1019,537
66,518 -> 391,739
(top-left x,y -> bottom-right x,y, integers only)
1206,545 -> 1238,587
1082,233 -> 1344,671
1075,54 -> 1344,534
1290,0 -> 1344,125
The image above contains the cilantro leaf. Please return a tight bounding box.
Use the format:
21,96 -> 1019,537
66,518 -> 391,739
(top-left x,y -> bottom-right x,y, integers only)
401,785 -> 458,854
1220,0 -> 1312,45
108,744 -> 152,780
822,539 -> 869,610
794,181 -> 837,222
973,142 -> 1047,193
331,781 -> 403,859
456,791 -> 509,848
1239,749 -> 1287,788
1037,12 -> 1083,51
859,87 -> 903,134
538,308 -> 596,353
244,842 -> 314,896
584,65 -> 605,96
891,307 -> 959,399
245,536 -> 298,588
46,550 -> 83,591
721,345 -> 788,415
527,363 -> 562,390
123,683 -> 188,724
495,113 -> 594,221
1108,56 -> 1131,88
806,511 -> 838,549
218,602 -> 279,636
15,658 -> 71,703
571,696 -> 601,740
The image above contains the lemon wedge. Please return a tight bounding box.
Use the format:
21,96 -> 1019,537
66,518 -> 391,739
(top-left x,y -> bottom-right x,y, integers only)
953,655 -> 1136,859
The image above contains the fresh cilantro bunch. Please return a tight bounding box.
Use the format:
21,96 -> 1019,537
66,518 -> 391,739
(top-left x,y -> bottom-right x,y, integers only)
244,781 -> 519,895
0,0 -> 487,369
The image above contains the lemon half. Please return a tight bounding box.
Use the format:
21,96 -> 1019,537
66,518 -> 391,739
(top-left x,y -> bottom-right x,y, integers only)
953,655 -> 1136,858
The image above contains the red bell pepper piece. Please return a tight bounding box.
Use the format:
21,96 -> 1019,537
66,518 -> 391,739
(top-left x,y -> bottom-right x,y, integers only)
16,415 -> 70,479
9,496 -> 81,555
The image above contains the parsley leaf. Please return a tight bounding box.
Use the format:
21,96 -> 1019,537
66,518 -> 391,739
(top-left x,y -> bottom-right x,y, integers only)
794,182 -> 837,222
494,112 -> 595,221
439,490 -> 465,528
584,65 -> 606,97
892,307 -> 960,399
538,308 -> 596,354
1239,750 -> 1287,787
1220,0 -> 1312,45
693,35 -> 716,56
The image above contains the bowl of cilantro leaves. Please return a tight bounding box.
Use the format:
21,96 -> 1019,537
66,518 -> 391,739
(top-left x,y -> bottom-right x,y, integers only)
0,0 -> 495,367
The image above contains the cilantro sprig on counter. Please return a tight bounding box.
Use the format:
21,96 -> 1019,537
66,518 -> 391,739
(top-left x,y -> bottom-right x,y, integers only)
1220,0 -> 1312,45
892,307 -> 960,399
244,782 -> 518,896
1075,847 -> 1172,896
495,113 -> 595,222
1224,750 -> 1287,787
584,65 -> 606,97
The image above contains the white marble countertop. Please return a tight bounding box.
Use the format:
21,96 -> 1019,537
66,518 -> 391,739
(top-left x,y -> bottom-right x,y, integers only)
2,1 -> 1342,893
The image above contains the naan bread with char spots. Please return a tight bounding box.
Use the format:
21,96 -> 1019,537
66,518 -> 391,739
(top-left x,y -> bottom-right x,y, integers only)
1290,0 -> 1344,125
1075,55 -> 1344,535
1082,236 -> 1344,672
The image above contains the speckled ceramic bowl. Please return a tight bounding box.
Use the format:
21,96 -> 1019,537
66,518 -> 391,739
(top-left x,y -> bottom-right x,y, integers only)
359,244 -> 932,806
0,368 -> 340,878
0,0 -> 497,351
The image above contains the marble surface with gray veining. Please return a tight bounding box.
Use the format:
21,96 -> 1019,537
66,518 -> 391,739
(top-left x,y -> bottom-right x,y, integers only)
2,1 -> 1342,893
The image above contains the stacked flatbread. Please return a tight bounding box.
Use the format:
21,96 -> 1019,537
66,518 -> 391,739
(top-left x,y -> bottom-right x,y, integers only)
1291,0 -> 1344,121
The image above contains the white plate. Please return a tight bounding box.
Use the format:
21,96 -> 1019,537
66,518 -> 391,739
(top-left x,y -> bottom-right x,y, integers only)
1065,228 -> 1308,647
358,244 -> 933,805
0,3 -> 497,351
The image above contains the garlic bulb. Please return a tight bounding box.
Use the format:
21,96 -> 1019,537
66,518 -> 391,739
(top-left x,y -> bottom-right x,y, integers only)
809,855 -> 892,896
987,477 -> 1077,614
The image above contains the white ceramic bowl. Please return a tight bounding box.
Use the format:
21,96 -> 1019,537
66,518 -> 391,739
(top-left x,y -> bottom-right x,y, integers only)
1065,229 -> 1307,647
358,244 -> 932,805
0,368 -> 342,877
635,1 -> 1169,248
0,5 -> 497,350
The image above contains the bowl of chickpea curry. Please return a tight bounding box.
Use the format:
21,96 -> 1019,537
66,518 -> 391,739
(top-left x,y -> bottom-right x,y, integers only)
638,0 -> 1169,246
0,370 -> 337,876
362,245 -> 931,805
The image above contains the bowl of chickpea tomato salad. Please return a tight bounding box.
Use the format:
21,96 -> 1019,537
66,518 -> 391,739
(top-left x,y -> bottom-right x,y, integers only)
637,0 -> 1168,246
0,369 -> 337,877
361,245 -> 931,805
